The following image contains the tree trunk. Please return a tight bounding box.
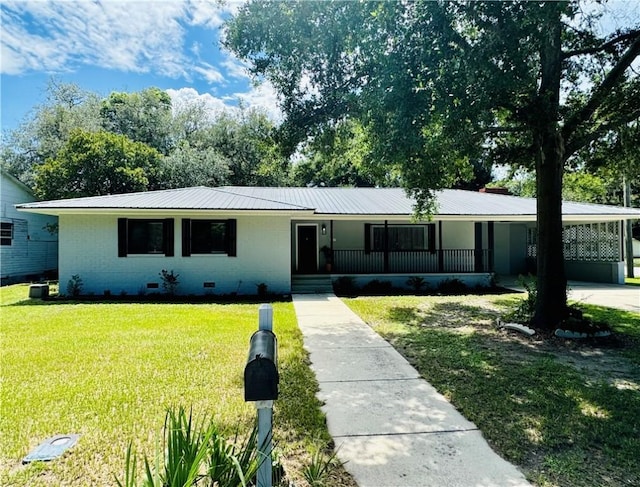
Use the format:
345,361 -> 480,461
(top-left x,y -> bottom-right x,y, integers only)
624,178 -> 635,279
531,4 -> 568,329
532,131 -> 568,329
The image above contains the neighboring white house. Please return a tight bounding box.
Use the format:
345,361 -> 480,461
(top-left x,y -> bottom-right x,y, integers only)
16,186 -> 640,295
1,170 -> 58,284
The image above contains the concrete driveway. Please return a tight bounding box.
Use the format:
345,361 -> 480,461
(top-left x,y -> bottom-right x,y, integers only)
500,276 -> 640,313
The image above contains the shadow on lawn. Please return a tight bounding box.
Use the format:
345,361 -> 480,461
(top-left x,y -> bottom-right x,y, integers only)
379,300 -> 640,486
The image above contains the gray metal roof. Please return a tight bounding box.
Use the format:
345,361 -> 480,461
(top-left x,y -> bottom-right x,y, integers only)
16,185 -> 640,219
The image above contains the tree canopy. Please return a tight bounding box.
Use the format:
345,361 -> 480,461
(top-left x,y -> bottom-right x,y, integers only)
34,129 -> 162,200
225,0 -> 640,327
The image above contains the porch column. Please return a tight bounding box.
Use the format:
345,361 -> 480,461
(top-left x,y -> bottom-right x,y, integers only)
384,220 -> 389,273
488,221 -> 495,272
474,222 -> 483,272
438,221 -> 444,272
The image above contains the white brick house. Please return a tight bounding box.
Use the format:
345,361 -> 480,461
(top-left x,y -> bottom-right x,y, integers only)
17,186 -> 640,295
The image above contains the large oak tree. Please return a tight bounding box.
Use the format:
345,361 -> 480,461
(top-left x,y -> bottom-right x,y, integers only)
225,0 -> 640,328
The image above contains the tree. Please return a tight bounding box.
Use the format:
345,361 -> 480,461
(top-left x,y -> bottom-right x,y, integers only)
203,109 -> 290,186
225,0 -> 640,328
100,87 -> 173,154
292,120 -> 398,187
1,80 -> 102,186
155,142 -> 231,189
34,129 -> 161,199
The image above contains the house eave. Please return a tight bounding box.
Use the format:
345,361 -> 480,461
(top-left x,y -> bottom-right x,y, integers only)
16,207 -> 316,218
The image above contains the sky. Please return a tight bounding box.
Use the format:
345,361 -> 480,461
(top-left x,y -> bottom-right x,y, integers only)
0,0 -> 281,133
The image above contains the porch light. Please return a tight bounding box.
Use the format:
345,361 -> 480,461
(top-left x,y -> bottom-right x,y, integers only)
321,224 -> 327,235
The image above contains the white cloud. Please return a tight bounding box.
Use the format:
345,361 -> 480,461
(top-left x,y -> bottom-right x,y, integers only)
168,82 -> 283,123
231,80 -> 283,122
0,0 -> 236,80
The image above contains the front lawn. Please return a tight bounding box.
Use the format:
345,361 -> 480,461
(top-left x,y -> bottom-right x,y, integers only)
0,285 -> 336,486
345,294 -> 640,487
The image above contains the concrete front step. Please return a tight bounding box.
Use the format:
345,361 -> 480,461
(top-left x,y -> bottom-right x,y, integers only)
291,275 -> 334,294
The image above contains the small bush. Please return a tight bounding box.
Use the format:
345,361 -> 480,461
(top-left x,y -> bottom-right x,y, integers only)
256,282 -> 268,297
436,278 -> 467,295
116,407 -> 266,487
406,276 -> 427,292
159,269 -> 180,295
333,276 -> 358,295
362,279 -> 394,295
66,274 -> 83,297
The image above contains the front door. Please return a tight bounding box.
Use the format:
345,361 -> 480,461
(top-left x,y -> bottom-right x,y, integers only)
297,225 -> 317,273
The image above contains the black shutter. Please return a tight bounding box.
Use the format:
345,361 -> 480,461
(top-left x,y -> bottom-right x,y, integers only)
118,218 -> 128,257
364,223 -> 371,254
164,218 -> 174,256
182,219 -> 191,257
428,223 -> 436,253
227,219 -> 237,257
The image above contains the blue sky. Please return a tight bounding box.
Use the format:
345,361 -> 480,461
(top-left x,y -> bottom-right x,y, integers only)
1,0 -> 280,133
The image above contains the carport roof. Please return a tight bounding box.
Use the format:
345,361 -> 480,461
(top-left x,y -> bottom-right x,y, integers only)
16,185 -> 640,220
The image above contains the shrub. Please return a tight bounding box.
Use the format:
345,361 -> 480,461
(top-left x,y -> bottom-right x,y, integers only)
159,269 -> 180,296
406,276 -> 427,292
66,274 -> 83,297
116,407 -> 265,487
362,279 -> 393,295
436,278 -> 467,295
256,282 -> 268,297
332,276 -> 357,295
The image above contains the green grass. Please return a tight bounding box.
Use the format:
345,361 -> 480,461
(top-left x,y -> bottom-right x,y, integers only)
344,294 -> 640,487
626,276 -> 640,286
0,284 -> 332,486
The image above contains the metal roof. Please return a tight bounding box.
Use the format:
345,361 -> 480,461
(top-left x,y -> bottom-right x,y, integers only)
16,185 -> 640,220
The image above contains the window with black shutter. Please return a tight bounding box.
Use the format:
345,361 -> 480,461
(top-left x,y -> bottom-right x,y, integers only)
117,218 -> 174,256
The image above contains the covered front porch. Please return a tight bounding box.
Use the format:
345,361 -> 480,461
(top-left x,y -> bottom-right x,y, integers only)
291,218 -> 499,276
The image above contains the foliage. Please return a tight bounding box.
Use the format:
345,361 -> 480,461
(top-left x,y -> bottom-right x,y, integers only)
0,80 -> 102,186
155,141 -> 231,189
332,276 -> 357,296
225,0 -> 640,328
436,278 -> 468,295
100,87 -> 173,155
256,282 -> 268,297
1,83 -> 291,194
66,274 -> 83,297
302,445 -> 343,487
345,294 -> 640,486
292,120 -> 394,188
116,407 -> 261,487
406,276 -> 427,293
159,269 -> 180,296
361,279 -> 394,295
34,129 -> 161,199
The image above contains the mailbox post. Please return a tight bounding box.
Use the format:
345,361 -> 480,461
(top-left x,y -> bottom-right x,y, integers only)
244,304 -> 278,487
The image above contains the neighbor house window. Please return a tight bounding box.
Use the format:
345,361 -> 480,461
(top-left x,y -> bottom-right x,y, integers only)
367,224 -> 435,252
1,222 -> 13,246
118,218 -> 174,257
181,219 -> 237,257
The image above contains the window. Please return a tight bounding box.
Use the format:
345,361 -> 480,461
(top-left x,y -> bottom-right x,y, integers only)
367,224 -> 435,252
182,219 -> 236,257
1,222 -> 13,246
118,218 -> 174,257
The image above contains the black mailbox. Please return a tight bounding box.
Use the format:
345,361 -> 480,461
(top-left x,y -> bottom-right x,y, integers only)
244,330 -> 279,401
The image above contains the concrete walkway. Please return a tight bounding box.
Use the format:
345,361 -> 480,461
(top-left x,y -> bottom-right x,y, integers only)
292,293 -> 530,487
499,276 -> 640,313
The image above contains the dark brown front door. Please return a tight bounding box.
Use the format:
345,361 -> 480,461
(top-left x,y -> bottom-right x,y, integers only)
297,225 -> 317,273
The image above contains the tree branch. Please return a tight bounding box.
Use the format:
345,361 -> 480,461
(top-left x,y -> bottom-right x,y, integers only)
562,34 -> 640,144
562,30 -> 640,59
566,106 -> 640,156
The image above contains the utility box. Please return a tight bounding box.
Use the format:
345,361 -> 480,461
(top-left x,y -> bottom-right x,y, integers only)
29,284 -> 49,299
244,330 -> 279,401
